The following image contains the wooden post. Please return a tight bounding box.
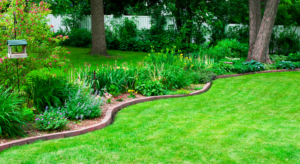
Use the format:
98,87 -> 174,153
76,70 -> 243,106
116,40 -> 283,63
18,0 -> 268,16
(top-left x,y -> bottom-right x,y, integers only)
93,70 -> 96,92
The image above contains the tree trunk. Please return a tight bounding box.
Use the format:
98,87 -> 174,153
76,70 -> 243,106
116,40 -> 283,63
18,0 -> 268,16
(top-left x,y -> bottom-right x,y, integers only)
247,0 -> 280,63
247,0 -> 261,60
91,0 -> 109,56
174,0 -> 182,31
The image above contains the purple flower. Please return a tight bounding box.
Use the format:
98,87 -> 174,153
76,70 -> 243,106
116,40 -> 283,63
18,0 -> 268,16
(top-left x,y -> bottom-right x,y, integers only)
50,118 -> 52,119
48,122 -> 50,124
42,119 -> 44,120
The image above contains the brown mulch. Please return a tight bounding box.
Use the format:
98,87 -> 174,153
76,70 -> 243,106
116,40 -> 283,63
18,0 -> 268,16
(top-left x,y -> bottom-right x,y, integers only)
0,85 -> 204,144
0,93 -> 145,144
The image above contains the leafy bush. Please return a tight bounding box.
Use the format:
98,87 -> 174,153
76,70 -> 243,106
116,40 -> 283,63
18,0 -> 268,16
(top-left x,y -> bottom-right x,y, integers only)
25,75 -> 76,113
35,109 -> 68,131
21,107 -> 35,123
276,61 -> 297,70
0,86 -> 26,138
0,0 -> 69,88
233,60 -> 265,73
270,55 -> 289,62
160,66 -> 193,89
58,81 -> 103,120
202,39 -> 248,60
135,80 -> 165,96
193,69 -> 216,84
55,28 -> 92,47
109,84 -> 121,97
79,64 -> 137,94
274,27 -> 300,55
288,52 -> 300,62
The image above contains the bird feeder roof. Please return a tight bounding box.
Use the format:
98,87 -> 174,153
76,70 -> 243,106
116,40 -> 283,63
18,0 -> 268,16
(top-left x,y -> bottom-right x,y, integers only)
7,40 -> 27,46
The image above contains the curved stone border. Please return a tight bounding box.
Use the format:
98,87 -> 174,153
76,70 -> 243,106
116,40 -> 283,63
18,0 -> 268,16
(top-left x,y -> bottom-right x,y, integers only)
1,68 -> 299,152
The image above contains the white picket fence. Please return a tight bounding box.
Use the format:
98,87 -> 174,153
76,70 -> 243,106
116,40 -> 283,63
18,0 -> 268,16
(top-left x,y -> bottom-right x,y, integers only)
46,14 -> 300,42
46,14 -> 176,32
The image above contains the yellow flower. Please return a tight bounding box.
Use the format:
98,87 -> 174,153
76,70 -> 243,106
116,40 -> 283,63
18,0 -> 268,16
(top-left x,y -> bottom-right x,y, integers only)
135,92 -> 138,94
191,64 -> 194,67
180,54 -> 183,56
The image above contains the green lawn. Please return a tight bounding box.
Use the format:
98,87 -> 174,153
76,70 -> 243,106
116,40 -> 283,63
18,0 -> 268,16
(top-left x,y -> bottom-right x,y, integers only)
63,47 -> 148,68
1,72 -> 300,163
29,47 -> 148,78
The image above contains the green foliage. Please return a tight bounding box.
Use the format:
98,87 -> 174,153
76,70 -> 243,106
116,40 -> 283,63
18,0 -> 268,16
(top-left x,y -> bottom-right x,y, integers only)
105,16 -> 205,53
193,69 -> 216,84
201,39 -> 248,60
0,0 -> 69,89
165,89 -> 191,95
288,52 -> 300,62
270,55 -> 289,62
233,60 -> 266,73
274,27 -> 300,55
79,63 -> 137,95
55,28 -> 92,47
35,109 -> 68,131
109,84 -> 121,97
160,66 -> 193,90
194,86 -> 203,90
21,107 -> 35,123
135,80 -> 165,97
24,75 -> 75,113
276,61 -> 297,70
0,86 -> 26,138
56,81 -> 103,120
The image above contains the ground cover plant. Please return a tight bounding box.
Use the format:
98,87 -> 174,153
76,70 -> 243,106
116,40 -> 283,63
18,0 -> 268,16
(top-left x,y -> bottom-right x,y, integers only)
1,72 -> 300,163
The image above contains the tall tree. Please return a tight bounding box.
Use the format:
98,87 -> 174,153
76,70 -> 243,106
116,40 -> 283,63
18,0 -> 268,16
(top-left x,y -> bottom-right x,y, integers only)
247,0 -> 262,60
247,0 -> 280,63
91,0 -> 108,56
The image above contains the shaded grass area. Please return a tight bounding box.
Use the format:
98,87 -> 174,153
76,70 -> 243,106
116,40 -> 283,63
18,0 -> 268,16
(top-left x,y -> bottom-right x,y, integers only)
64,47 -> 148,68
1,72 -> 300,163
28,47 -> 148,78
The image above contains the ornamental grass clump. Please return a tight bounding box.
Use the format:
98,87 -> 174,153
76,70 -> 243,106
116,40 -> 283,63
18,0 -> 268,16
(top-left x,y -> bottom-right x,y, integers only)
24,75 -> 76,113
0,86 -> 26,138
35,108 -> 68,131
78,62 -> 137,94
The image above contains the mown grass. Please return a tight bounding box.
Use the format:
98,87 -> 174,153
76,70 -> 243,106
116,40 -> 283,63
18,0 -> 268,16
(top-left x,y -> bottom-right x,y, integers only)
1,72 -> 300,163
29,47 -> 148,77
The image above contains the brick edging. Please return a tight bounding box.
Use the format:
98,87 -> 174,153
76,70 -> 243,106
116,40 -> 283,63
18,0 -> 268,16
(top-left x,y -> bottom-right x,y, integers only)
1,68 -> 299,152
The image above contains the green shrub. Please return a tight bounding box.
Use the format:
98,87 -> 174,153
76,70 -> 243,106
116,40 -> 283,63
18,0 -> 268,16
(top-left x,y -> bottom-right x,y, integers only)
0,86 -> 26,138
160,66 -> 193,89
233,60 -> 265,73
276,61 -> 297,70
135,80 -> 165,96
288,52 -> 300,62
80,64 -> 137,94
55,28 -> 92,47
59,81 -> 103,120
21,107 -> 35,123
274,28 -> 300,55
35,109 -> 68,131
193,69 -> 216,84
25,75 -> 76,113
203,39 -> 248,60
270,55 -> 289,62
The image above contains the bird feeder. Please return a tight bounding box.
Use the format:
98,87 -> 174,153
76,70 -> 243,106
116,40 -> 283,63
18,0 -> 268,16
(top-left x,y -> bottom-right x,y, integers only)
7,40 -> 27,59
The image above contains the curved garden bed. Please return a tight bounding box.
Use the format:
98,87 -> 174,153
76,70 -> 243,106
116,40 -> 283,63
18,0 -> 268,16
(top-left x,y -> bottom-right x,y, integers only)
1,68 -> 299,152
